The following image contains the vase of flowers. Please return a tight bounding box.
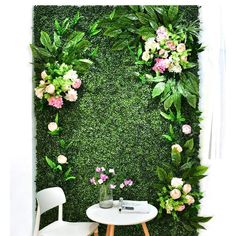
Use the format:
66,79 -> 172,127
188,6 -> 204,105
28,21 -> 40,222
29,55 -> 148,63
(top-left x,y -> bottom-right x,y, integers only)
90,166 -> 133,208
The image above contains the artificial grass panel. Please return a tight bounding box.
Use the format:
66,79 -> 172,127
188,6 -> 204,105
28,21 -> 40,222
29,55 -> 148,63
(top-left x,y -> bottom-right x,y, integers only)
34,5 -> 200,236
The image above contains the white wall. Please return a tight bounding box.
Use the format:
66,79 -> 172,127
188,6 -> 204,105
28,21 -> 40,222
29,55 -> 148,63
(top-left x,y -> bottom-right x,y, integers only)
2,1 -> 235,236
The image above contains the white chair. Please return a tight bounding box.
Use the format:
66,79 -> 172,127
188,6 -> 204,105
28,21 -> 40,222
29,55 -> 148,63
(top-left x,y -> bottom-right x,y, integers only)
33,187 -> 99,236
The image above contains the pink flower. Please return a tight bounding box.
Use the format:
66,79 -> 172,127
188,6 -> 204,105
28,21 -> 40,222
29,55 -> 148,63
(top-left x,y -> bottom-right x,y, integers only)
156,26 -> 169,41
185,195 -> 195,205
48,96 -> 63,109
72,79 -> 82,89
152,58 -> 169,73
124,179 -> 133,186
170,189 -> 181,200
166,41 -> 176,50
64,89 -> 78,102
90,177 -> 96,185
100,174 -> 109,182
177,43 -> 186,53
176,205 -> 185,212
96,167 -> 101,172
183,184 -> 192,194
182,124 -> 192,135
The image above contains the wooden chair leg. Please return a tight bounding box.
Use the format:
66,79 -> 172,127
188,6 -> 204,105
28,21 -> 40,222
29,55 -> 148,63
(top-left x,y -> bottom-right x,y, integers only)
109,225 -> 115,236
106,225 -> 111,236
141,223 -> 150,236
94,227 -> 99,236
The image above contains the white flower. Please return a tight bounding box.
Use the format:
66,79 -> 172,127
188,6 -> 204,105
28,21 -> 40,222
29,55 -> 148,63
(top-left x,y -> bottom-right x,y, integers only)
170,189 -> 181,200
145,37 -> 160,52
120,183 -> 125,189
185,195 -> 195,205
181,55 -> 188,62
183,184 -> 192,194
182,124 -> 192,135
98,179 -> 103,184
110,184 -> 116,189
41,70 -> 47,80
109,169 -> 115,174
168,62 -> 182,73
101,167 -> 105,172
142,51 -> 151,61
156,26 -> 169,41
177,43 -> 186,53
40,80 -> 45,85
35,87 -> 44,99
171,177 -> 184,188
64,89 -> 78,102
171,144 -> 183,153
57,155 -> 67,164
45,84 -> 55,94
48,122 -> 58,132
63,69 -> 78,81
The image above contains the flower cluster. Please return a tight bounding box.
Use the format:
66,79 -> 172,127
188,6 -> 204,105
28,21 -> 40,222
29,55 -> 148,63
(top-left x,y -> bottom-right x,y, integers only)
34,62 -> 82,108
142,26 -> 190,74
90,167 -> 133,190
158,177 -> 195,218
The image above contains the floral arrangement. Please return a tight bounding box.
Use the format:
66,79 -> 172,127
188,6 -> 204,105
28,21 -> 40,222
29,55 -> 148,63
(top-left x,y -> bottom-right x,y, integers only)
158,177 -> 198,219
34,62 -> 82,108
142,26 -> 192,74
90,166 -> 133,189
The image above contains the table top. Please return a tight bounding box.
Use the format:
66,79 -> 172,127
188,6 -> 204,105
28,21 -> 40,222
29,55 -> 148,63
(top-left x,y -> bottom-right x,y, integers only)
86,200 -> 158,226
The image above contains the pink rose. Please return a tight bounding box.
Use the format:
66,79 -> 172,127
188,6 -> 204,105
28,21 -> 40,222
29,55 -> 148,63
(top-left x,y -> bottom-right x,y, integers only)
152,58 -> 169,73
182,124 -> 192,135
48,96 -> 63,109
176,205 -> 185,212
171,144 -> 183,153
170,189 -> 181,200
166,41 -> 176,50
96,167 -> 101,172
159,49 -> 168,58
57,155 -> 67,164
72,79 -> 82,89
177,43 -> 186,53
124,179 -> 133,186
185,195 -> 195,205
183,184 -> 192,194
64,89 -> 78,102
100,174 -> 109,182
45,84 -> 55,94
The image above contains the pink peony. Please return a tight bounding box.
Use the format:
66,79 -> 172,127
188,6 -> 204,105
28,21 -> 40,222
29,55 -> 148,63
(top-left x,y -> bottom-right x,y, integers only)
166,41 -> 176,50
72,79 -> 82,89
176,205 -> 185,212
48,96 -> 63,109
152,58 -> 169,73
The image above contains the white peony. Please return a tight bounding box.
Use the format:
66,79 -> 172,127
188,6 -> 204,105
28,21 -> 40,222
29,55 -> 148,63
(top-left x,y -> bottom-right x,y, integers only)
142,51 -> 151,61
63,69 -> 78,81
171,144 -> 183,153
65,89 -> 78,102
171,177 -> 184,188
48,122 -> 58,132
41,70 -> 47,80
35,87 -> 44,99
45,84 -> 55,94
57,155 -> 67,164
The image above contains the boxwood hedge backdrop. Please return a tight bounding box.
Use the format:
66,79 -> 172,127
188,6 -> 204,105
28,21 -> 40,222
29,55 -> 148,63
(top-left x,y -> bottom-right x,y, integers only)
34,5 -> 200,236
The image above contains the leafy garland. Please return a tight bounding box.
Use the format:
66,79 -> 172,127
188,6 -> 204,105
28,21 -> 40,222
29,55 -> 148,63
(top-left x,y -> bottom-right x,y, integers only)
31,12 -> 94,183
99,5 -> 211,231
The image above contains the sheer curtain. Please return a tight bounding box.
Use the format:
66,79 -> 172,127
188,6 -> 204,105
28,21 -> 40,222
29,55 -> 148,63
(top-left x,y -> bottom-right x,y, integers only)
200,3 -> 236,235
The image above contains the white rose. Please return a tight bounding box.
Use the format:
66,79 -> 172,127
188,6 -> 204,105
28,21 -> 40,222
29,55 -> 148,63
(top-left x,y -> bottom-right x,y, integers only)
45,84 -> 55,94
183,184 -> 192,194
40,80 -> 45,85
145,37 -> 160,52
142,51 -> 151,62
168,63 -> 182,73
182,124 -> 192,135
35,87 -> 44,99
109,169 -> 115,174
120,183 -> 125,189
176,205 -> 185,212
177,43 -> 186,53
63,69 -> 78,81
185,195 -> 195,205
41,70 -> 47,80
64,89 -> 78,102
171,177 -> 184,188
171,144 -> 183,153
57,155 -> 67,164
98,179 -> 103,184
48,122 -> 58,132
170,189 -> 181,200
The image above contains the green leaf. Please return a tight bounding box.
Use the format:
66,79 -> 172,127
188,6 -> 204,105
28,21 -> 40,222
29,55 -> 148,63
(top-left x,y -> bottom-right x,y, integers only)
160,111 -> 175,121
77,59 -> 93,64
65,176 -> 76,181
53,32 -> 61,48
169,124 -> 174,136
164,95 -> 174,110
147,75 -> 166,83
63,32 -> 85,51
30,44 -> 52,59
40,31 -> 52,52
71,11 -> 80,26
54,20 -> 61,35
168,6 -> 179,22
192,166 -> 208,176
90,46 -> 99,58
186,93 -> 197,108
112,40 -> 128,51
191,216 -> 213,223
184,138 -> 194,152
110,9 -> 116,20
171,148 -> 181,166
152,82 -> 166,98
104,27 -> 122,37
182,223 -> 194,232
162,134 -> 173,142
55,113 -> 59,124
136,12 -> 150,24
56,165 -> 62,171
45,156 -> 56,169
156,167 -> 168,182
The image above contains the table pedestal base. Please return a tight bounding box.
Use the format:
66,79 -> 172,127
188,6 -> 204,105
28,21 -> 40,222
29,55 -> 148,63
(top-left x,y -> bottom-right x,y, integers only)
106,223 -> 149,236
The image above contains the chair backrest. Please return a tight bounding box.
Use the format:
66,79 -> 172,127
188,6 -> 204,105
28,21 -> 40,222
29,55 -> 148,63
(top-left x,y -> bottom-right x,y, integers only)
36,187 -> 66,214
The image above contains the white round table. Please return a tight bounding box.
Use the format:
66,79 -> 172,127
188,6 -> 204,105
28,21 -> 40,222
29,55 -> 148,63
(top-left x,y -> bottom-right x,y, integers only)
86,200 -> 158,236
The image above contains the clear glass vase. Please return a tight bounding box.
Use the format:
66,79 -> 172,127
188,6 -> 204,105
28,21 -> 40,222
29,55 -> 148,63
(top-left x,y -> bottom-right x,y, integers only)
99,184 -> 113,208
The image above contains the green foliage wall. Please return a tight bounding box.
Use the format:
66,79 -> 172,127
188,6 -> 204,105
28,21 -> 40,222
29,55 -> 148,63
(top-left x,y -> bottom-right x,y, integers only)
34,6 -> 200,236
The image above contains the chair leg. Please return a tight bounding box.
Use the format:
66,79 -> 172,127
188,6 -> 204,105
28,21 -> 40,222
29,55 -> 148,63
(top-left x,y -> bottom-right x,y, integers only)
141,223 -> 150,236
94,228 -> 99,236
